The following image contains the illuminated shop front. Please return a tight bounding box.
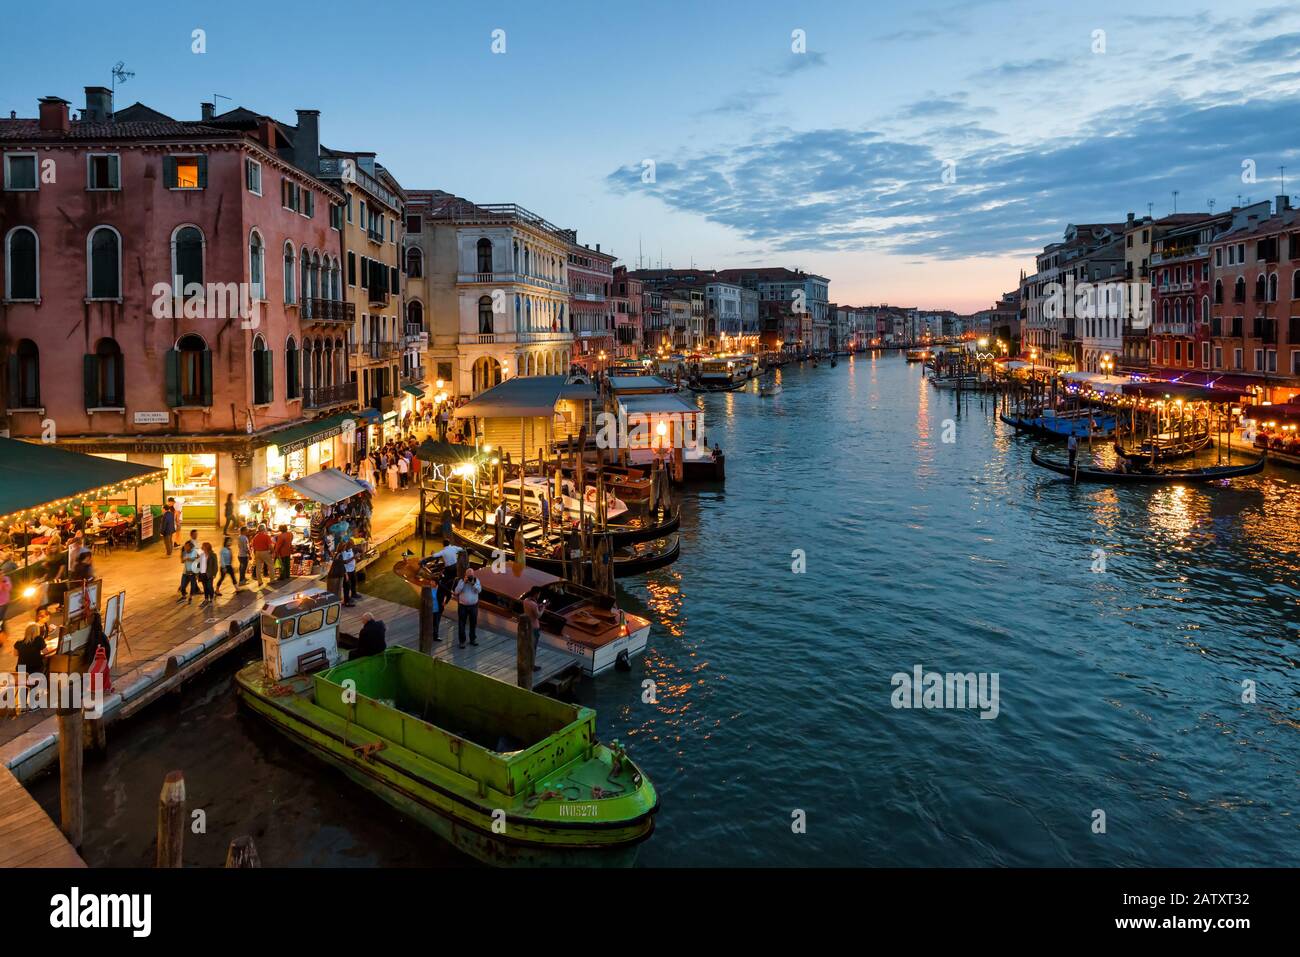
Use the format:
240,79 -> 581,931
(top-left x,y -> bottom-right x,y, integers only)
164,452 -> 218,522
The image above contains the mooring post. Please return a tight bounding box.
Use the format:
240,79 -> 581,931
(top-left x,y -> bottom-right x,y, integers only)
418,586 -> 434,654
156,770 -> 186,868
516,614 -> 535,689
56,706 -> 84,848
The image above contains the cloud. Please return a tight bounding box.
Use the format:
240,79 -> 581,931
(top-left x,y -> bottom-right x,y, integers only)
771,51 -> 827,77
971,57 -> 1068,82
607,91 -> 1300,259
896,93 -> 990,120
1238,32 -> 1300,63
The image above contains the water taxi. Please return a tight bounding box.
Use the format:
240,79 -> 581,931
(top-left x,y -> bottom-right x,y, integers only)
758,374 -> 782,397
235,587 -> 658,866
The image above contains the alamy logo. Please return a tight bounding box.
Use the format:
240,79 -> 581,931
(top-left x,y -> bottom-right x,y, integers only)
150,279 -> 262,328
1042,276 -> 1150,326
49,887 -> 151,937
890,665 -> 1000,719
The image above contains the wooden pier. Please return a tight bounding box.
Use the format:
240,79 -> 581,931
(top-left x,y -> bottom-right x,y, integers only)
0,766 -> 85,868
337,592 -> 579,690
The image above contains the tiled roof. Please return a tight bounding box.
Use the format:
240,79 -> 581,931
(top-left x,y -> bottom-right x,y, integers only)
0,117 -> 235,142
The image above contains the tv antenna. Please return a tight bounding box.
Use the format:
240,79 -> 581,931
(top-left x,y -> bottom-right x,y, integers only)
111,61 -> 134,98
1172,190 -> 1179,213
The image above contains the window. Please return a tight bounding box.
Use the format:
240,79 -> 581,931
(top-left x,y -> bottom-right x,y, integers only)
330,204 -> 343,230
249,230 -> 265,300
87,226 -> 121,299
4,227 -> 38,300
478,295 -> 494,334
1293,350 -> 1300,375
1253,348 -> 1264,371
1234,277 -> 1246,303
407,300 -> 423,330
3,153 -> 37,190
347,251 -> 356,286
283,243 -> 296,304
85,338 -> 124,408
171,225 -> 204,295
297,609 -> 324,636
1268,273 -> 1278,302
252,335 -> 273,405
406,215 -> 421,234
164,155 -> 206,189
1214,346 -> 1223,368
405,246 -> 422,278
1215,247 -> 1223,267
170,334 -> 212,406
1214,279 -> 1223,304
302,190 -> 315,219
477,238 -> 493,273
245,158 -> 262,195
1201,342 -> 1210,368
346,196 -> 353,224
87,154 -> 120,190
285,336 -> 300,400
9,339 -> 40,407
1268,349 -> 1277,372
281,179 -> 300,212
389,265 -> 399,294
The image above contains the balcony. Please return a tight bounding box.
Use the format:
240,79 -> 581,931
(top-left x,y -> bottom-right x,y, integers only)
401,366 -> 425,386
353,339 -> 402,362
368,286 -> 389,307
304,298 -> 355,324
303,382 -> 355,409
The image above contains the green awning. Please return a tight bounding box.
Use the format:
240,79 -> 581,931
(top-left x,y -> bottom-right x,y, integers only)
0,437 -> 164,523
260,411 -> 357,455
402,384 -> 426,398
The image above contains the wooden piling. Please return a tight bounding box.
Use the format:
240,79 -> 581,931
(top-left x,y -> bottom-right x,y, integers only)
418,586 -> 434,654
156,770 -> 186,868
225,835 -> 261,868
516,615 -> 534,689
56,707 -> 84,848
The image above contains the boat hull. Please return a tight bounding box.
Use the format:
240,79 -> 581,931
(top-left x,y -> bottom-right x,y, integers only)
1030,448 -> 1266,484
236,665 -> 655,867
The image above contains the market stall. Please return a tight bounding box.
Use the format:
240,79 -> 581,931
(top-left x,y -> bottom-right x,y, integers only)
239,468 -> 374,576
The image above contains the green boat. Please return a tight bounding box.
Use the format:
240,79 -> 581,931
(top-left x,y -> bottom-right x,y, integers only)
235,588 -> 657,866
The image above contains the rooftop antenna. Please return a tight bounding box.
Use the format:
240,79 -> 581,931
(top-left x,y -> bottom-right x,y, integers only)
1280,165 -> 1287,196
1147,202 -> 1153,218
1172,190 -> 1179,214
1208,198 -> 1216,214
212,93 -> 232,113
111,61 -> 134,100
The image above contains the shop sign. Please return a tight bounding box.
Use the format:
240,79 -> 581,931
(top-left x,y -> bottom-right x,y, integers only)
134,411 -> 170,424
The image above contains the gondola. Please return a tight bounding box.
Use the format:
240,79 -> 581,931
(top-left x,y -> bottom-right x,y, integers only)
1030,448 -> 1265,484
1000,411 -> 1117,439
1133,432 -> 1213,462
452,522 -> 681,577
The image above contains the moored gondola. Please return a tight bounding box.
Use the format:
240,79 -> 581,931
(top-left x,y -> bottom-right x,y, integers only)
452,522 -> 681,577
1030,448 -> 1265,484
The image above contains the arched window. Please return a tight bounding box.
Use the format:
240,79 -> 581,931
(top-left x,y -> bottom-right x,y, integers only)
170,334 -> 211,407
1214,279 -> 1223,304
407,300 -> 424,330
252,335 -> 273,405
524,297 -> 531,332
1201,296 -> 1209,324
284,243 -> 296,304
87,226 -> 121,299
249,230 -> 265,300
10,339 -> 40,408
1173,300 -> 1182,324
311,252 -> 321,302
1255,274 -> 1266,302
476,238 -> 493,274
86,337 -> 124,408
478,295 -> 494,334
171,225 -> 204,295
1293,270 -> 1300,300
300,248 -> 311,311
1234,277 -> 1245,303
285,335 -> 300,400
4,227 -> 38,300
472,356 -> 502,393
1268,272 -> 1278,302
406,246 -> 423,278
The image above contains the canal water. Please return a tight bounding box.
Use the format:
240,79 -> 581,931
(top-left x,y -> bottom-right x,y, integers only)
35,355 -> 1299,866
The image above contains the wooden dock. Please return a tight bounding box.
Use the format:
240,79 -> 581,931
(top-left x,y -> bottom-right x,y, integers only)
0,766 -> 84,868
338,592 -> 579,689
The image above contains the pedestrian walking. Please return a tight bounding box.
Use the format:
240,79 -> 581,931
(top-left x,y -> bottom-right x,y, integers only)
236,527 -> 251,585
274,525 -> 294,581
160,505 -> 177,556
177,539 -> 198,600
198,542 -> 217,606
522,586 -> 545,673
216,537 -> 237,594
251,524 -> 274,586
454,568 -> 481,647
223,493 -> 236,534
325,550 -> 346,601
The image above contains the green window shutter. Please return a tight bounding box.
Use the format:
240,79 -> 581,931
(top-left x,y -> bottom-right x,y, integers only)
263,349 -> 274,401
164,349 -> 180,407
83,354 -> 99,409
201,350 -> 213,406
163,156 -> 177,189
197,155 -> 208,189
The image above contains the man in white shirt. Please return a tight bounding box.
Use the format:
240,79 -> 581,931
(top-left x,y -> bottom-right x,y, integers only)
453,569 -> 481,647
340,541 -> 357,606
430,539 -> 464,570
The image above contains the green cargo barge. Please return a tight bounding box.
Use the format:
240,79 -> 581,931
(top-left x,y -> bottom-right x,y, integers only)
235,588 -> 657,866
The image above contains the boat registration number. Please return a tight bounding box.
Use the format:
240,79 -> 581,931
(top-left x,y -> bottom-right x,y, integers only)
558,803 -> 599,818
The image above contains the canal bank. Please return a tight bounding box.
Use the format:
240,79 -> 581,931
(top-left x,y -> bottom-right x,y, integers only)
28,355 -> 1300,866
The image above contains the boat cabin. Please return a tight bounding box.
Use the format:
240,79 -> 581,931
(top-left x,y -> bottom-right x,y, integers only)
260,587 -> 343,680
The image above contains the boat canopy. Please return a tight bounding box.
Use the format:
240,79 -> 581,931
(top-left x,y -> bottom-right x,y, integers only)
1120,382 -> 1240,402
453,375 -> 597,419
618,393 -> 699,415
609,375 -> 677,393
1061,371 -> 1129,394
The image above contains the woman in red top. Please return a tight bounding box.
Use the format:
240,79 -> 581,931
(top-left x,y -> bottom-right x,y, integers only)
273,525 -> 295,581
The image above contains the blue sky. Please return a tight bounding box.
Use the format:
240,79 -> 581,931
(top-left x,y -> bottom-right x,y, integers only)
4,0 -> 1300,310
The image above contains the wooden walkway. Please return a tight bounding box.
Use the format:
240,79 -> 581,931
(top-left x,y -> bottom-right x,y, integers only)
338,593 -> 578,688
0,766 -> 84,868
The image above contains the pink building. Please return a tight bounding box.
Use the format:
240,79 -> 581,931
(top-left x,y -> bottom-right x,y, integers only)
1,88 -> 350,524
564,234 -> 616,373
612,265 -> 642,359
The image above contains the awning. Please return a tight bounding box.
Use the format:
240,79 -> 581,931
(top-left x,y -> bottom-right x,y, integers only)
1243,402 -> 1300,422
416,438 -> 479,463
0,437 -> 164,524
1149,370 -> 1262,394
618,393 -> 700,415
1061,372 -> 1129,394
454,375 -> 598,419
246,468 -> 372,506
1121,382 -> 1240,402
261,411 -> 357,455
402,384 -> 425,398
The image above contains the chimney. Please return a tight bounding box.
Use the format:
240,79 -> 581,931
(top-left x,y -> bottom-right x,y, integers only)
84,85 -> 112,122
258,117 -> 277,149
596,243 -> 601,253
1276,195 -> 1291,213
1126,211 -> 1134,226
38,96 -> 70,132
294,109 -> 320,174
200,102 -> 214,121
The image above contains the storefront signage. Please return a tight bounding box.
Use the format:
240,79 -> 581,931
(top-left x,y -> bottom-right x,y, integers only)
140,508 -> 154,541
278,422 -> 348,456
134,411 -> 171,424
